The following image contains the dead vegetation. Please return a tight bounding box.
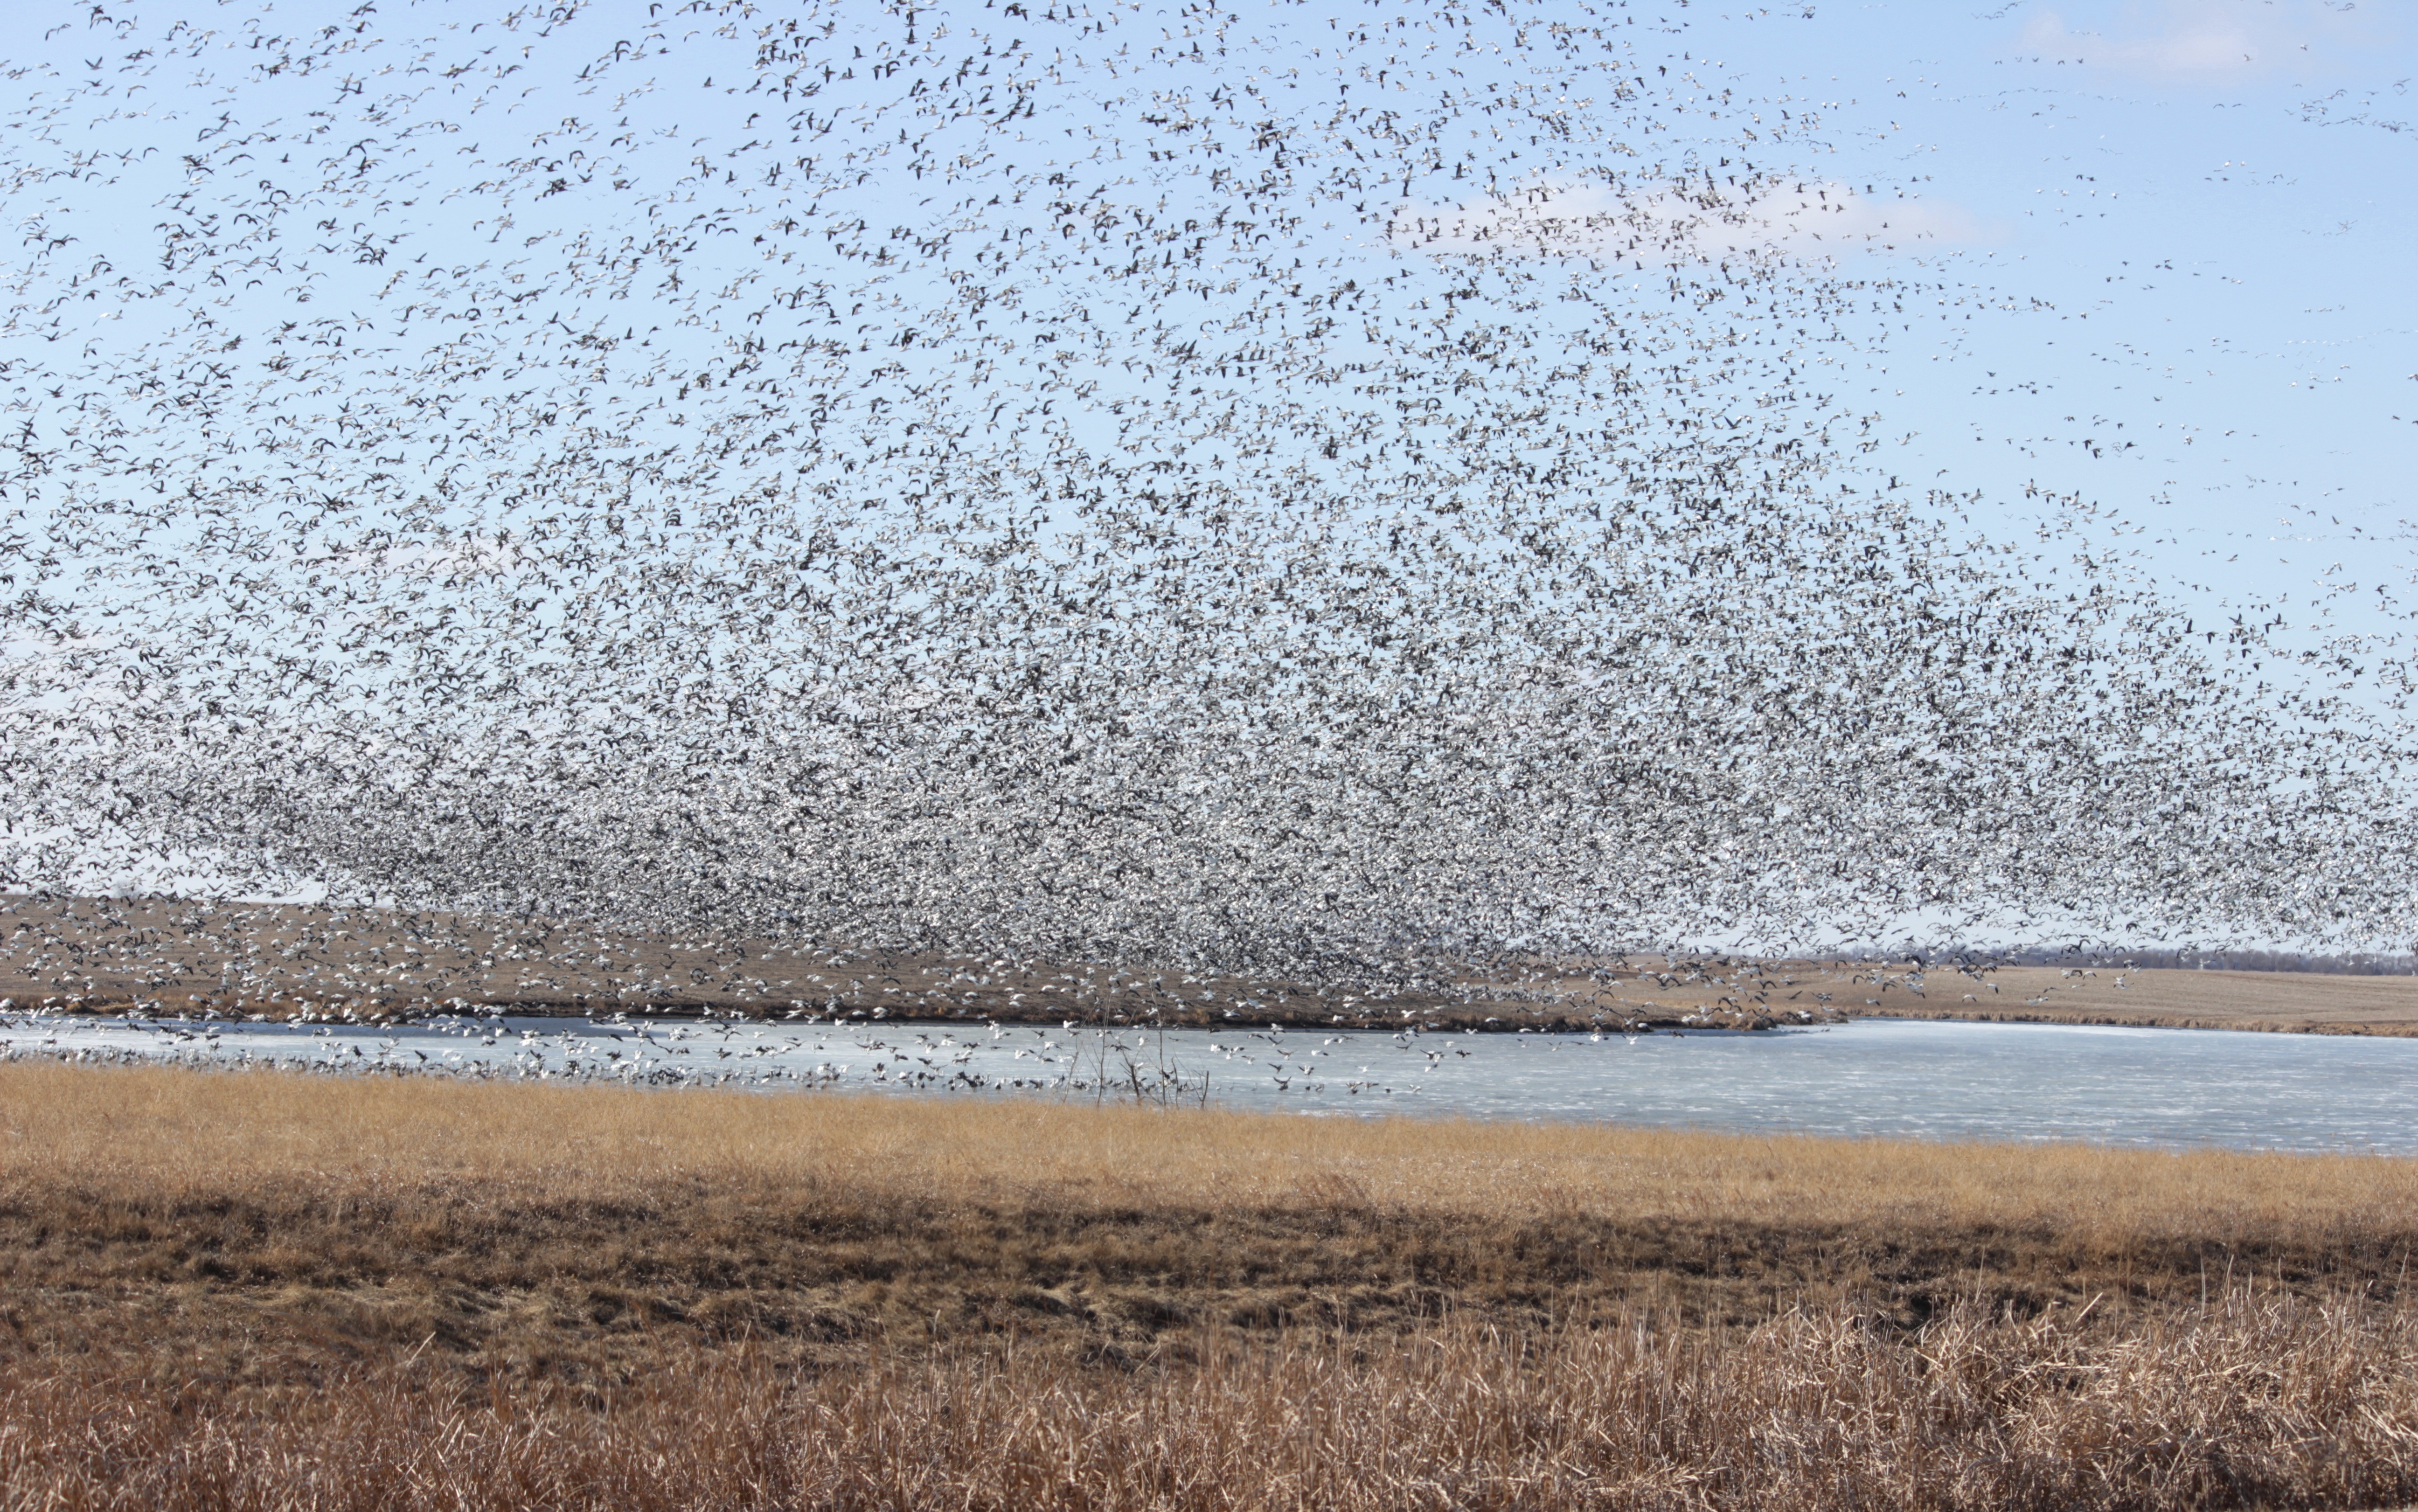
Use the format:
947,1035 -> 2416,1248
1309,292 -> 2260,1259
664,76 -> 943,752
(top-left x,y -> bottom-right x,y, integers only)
4,1062 -> 2418,1508
8,1295 -> 2418,1512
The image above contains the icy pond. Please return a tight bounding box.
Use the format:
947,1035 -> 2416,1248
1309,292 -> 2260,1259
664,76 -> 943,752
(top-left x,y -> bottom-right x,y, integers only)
6,1010 -> 2416,1155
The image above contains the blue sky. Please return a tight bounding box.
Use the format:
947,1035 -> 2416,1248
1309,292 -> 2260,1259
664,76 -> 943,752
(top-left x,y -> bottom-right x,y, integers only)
1666,0 -> 2416,630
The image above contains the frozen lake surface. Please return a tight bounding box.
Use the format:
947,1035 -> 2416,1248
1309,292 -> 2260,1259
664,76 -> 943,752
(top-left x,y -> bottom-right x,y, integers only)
6,1010 -> 2415,1155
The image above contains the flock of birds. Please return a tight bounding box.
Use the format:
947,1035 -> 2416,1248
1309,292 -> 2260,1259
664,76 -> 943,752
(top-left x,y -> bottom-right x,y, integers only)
4,0 -> 2416,1022
0,1002 -> 1536,1103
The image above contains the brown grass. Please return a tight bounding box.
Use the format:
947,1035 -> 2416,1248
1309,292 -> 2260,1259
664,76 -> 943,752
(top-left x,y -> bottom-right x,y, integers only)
8,1298 -> 2418,1511
5,1062 -> 2418,1508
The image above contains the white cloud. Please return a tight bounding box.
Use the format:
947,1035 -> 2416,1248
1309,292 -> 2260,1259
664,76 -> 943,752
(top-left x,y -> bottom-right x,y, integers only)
1389,178 -> 2001,264
2013,1 -> 2383,80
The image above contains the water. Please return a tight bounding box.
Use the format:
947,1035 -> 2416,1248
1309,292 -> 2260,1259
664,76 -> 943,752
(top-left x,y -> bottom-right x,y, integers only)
6,1010 -> 2415,1155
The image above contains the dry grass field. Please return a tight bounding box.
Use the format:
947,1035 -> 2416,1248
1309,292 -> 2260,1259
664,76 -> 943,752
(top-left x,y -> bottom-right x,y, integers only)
14,892 -> 2418,1034
5,1061 -> 2418,1508
1871,964 -> 2418,1036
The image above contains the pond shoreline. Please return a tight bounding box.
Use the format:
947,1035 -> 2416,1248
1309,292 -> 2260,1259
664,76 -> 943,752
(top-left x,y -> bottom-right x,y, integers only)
14,1007 -> 2418,1154
1859,1004 -> 2418,1038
